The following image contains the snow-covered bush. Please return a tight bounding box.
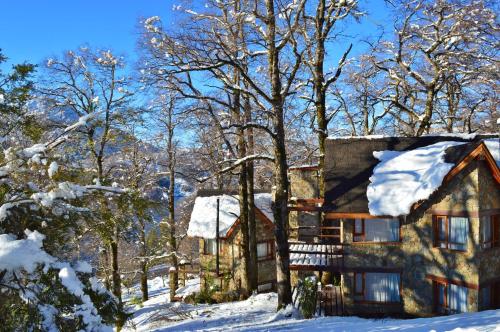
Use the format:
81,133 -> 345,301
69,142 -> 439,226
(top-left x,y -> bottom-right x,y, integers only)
0,119 -> 123,331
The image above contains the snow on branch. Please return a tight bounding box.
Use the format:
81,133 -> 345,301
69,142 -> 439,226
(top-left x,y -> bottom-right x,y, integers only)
196,154 -> 274,183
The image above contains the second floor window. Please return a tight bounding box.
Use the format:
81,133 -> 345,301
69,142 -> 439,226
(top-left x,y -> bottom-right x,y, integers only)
204,238 -> 218,255
353,218 -> 400,242
482,215 -> 500,249
257,240 -> 274,261
434,216 -> 469,251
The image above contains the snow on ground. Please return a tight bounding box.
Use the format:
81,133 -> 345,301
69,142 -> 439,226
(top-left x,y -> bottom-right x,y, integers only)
367,141 -> 466,217
123,275 -> 500,332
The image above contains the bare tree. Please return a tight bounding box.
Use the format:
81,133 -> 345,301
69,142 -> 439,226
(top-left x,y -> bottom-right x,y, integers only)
139,0 -> 309,307
375,0 -> 498,135
300,0 -> 358,197
39,48 -> 135,324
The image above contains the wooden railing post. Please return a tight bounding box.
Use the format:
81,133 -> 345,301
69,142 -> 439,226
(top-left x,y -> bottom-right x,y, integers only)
169,267 -> 176,302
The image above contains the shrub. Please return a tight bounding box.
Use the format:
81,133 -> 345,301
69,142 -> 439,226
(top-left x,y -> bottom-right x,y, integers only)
297,276 -> 318,319
129,296 -> 143,307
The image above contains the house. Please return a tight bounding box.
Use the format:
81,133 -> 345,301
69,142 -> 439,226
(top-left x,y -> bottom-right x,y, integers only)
288,135 -> 499,317
187,189 -> 276,295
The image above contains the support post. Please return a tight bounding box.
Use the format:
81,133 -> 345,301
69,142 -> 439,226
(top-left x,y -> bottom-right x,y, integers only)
216,198 -> 220,277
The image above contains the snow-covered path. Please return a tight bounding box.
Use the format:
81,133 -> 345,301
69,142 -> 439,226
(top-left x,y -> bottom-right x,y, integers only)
123,276 -> 500,332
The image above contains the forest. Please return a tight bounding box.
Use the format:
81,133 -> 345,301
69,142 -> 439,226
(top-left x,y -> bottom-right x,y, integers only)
0,0 -> 498,330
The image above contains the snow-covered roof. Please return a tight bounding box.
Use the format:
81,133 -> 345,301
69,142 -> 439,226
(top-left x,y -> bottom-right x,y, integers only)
367,139 -> 499,217
484,138 -> 499,167
328,132 -> 497,140
187,193 -> 273,239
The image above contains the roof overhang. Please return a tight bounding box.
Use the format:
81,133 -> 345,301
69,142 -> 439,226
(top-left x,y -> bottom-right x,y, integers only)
443,141 -> 500,184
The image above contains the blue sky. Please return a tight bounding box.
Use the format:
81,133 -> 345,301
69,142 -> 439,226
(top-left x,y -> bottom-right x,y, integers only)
1,1 -> 390,69
0,0 -> 173,67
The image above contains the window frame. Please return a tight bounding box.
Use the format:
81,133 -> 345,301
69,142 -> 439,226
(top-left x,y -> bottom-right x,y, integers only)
203,238 -> 220,255
433,215 -> 469,252
352,218 -> 401,244
482,215 -> 500,249
256,240 -> 274,261
353,219 -> 365,242
352,271 -> 402,304
480,281 -> 500,309
432,279 -> 469,314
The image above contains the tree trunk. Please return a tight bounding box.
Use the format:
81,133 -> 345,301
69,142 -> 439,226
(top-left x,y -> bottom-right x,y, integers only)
102,248 -> 111,290
416,88 -> 435,136
231,65 -> 251,297
110,233 -> 122,304
272,115 -> 292,308
266,0 -> 292,308
167,112 -> 178,302
139,224 -> 148,302
237,151 -> 250,297
110,225 -> 124,330
245,93 -> 258,292
363,95 -> 370,135
314,3 -> 327,200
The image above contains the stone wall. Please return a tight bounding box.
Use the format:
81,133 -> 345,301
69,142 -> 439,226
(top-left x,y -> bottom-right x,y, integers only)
288,167 -> 320,241
477,161 -> 500,293
289,167 -> 319,199
199,210 -> 276,295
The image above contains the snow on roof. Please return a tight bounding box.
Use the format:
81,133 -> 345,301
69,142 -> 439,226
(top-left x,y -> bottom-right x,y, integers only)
367,141 -> 467,217
484,138 -> 499,168
254,193 -> 274,222
187,193 -> 273,239
328,134 -> 390,140
328,132 -> 497,140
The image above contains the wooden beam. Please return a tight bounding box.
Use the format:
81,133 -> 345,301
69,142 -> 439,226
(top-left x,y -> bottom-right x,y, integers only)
444,142 -> 500,184
293,198 -> 324,204
288,205 -> 322,212
426,274 -> 479,290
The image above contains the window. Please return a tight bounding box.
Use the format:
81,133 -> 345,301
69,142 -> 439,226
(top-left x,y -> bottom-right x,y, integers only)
354,273 -> 364,295
480,286 -> 491,310
482,215 -> 500,249
433,281 -> 468,314
480,282 -> 500,310
204,238 -> 218,255
257,241 -> 274,261
434,216 -> 469,251
353,272 -> 401,303
353,218 -> 400,242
